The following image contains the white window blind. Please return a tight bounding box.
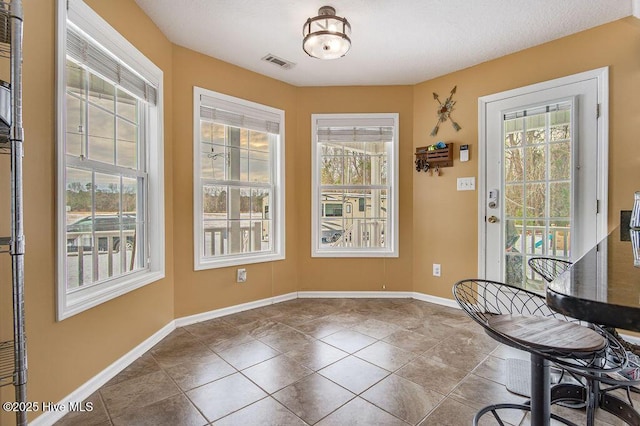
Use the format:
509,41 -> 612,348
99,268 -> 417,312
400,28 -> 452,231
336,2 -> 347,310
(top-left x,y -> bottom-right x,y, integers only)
200,94 -> 280,134
503,102 -> 570,120
317,127 -> 394,143
66,26 -> 157,105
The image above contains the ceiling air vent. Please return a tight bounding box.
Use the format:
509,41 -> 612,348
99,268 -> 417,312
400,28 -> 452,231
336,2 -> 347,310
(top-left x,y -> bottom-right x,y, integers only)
261,54 -> 295,70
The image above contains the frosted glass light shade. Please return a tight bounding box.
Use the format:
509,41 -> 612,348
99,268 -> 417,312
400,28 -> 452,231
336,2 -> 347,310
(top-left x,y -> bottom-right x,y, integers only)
303,6 -> 351,60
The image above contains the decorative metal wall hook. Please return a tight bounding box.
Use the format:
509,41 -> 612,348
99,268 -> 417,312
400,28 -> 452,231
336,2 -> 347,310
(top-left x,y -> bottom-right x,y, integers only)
430,86 -> 462,137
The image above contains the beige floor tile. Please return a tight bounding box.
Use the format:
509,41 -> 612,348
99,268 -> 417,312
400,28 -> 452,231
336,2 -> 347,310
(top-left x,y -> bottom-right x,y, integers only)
351,318 -> 402,339
259,327 -> 315,353
184,320 -> 243,346
272,373 -> 355,424
316,397 -> 407,426
284,340 -> 348,371
186,373 -> 267,422
424,338 -> 492,373
323,311 -> 370,328
221,309 -> 269,327
419,397 -> 513,426
362,374 -> 445,424
318,355 -> 389,394
111,394 -> 207,426
383,329 -> 441,354
471,355 -> 508,385
216,339 -> 280,370
450,374 -> 527,425
150,332 -> 215,369
100,370 -> 181,419
207,331 -> 255,353
104,353 -> 161,387
53,392 -> 110,426
237,318 -> 294,339
396,355 -> 469,394
292,317 -> 345,339
321,329 -> 377,353
241,354 -> 313,393
164,352 -> 235,391
213,397 -> 307,426
355,341 -> 417,372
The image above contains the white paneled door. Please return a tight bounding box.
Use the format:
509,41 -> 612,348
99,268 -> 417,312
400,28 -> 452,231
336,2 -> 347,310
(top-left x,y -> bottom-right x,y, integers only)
479,69 -> 608,292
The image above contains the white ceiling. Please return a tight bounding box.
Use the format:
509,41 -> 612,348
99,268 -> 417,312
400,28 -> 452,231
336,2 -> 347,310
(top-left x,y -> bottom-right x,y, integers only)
134,0 -> 633,87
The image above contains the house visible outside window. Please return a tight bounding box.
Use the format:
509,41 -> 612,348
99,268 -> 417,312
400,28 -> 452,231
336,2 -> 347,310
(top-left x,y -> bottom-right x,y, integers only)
311,113 -> 399,257
56,0 -> 164,320
324,203 -> 343,217
193,87 -> 285,270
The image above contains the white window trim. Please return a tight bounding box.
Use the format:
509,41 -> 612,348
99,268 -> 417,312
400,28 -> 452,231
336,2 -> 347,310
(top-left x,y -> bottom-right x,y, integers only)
56,0 -> 165,320
193,87 -> 285,270
311,113 -> 399,258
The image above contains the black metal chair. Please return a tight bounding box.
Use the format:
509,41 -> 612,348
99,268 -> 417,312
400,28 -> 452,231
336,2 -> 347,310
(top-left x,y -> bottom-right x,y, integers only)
529,256 -> 640,422
453,279 -> 628,426
528,257 -> 572,283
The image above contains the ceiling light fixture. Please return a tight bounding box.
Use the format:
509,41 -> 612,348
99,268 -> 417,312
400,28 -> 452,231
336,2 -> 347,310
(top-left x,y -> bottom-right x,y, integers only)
302,6 -> 351,60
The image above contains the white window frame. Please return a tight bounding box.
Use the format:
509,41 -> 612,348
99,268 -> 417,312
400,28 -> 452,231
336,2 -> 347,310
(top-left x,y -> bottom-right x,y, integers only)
56,0 -> 165,320
311,113 -> 399,257
193,87 -> 285,270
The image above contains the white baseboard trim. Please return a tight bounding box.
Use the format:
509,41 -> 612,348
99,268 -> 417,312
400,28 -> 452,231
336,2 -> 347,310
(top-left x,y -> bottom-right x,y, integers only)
297,291 -> 414,299
272,292 -> 298,304
175,292 -> 298,328
31,321 -> 176,426
411,292 -> 460,309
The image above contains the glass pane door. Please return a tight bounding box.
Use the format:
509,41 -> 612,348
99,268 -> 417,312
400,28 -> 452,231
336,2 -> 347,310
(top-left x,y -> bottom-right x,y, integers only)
503,102 -> 573,292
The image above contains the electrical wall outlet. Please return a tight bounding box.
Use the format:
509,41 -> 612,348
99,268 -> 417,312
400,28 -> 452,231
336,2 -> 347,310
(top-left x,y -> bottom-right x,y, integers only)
456,177 -> 476,191
236,268 -> 247,283
433,263 -> 441,277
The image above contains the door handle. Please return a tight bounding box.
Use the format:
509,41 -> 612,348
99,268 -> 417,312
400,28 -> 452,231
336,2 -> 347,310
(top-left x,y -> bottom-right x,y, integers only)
487,216 -> 499,223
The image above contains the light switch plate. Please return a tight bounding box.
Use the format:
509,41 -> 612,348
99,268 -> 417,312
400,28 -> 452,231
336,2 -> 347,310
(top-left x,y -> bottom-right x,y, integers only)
457,177 -> 476,191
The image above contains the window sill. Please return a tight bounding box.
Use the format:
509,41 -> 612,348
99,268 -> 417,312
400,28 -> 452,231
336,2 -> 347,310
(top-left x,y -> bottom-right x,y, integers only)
57,269 -> 165,321
195,252 -> 285,271
312,249 -> 398,258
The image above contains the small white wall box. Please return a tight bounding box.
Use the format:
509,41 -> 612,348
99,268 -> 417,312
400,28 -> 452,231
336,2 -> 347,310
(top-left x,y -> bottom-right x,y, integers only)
460,144 -> 469,162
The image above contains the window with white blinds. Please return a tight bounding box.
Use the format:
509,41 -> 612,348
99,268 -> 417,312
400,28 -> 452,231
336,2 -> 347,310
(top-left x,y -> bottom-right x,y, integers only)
56,0 -> 165,320
311,113 -> 399,257
194,87 -> 285,269
66,27 -> 157,105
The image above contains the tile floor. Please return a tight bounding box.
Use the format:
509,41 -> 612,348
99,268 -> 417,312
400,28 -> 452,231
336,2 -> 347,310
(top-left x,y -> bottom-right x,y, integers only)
54,298 -> 635,425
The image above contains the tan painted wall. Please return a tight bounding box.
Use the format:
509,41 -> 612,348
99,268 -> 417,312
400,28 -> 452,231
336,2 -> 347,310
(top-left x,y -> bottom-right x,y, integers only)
171,46 -> 299,318
0,1 -> 175,424
412,17 -> 640,300
295,86 -> 414,292
1,0 -> 638,422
